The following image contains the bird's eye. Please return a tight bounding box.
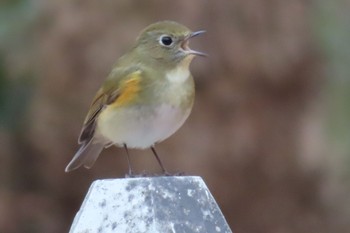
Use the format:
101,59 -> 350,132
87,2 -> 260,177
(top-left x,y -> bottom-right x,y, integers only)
159,36 -> 173,46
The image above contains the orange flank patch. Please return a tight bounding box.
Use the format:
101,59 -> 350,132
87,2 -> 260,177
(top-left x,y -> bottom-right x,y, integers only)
112,71 -> 141,107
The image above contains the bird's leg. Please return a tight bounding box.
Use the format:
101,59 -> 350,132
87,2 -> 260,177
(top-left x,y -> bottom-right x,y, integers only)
124,144 -> 134,177
151,146 -> 169,175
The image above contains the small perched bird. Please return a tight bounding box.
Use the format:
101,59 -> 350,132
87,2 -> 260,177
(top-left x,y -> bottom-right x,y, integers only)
65,21 -> 205,174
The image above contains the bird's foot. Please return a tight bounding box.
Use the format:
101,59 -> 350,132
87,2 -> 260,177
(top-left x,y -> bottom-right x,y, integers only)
124,171 -> 185,178
161,170 -> 185,176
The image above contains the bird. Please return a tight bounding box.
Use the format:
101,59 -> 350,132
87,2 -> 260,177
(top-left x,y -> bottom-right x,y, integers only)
65,20 -> 205,175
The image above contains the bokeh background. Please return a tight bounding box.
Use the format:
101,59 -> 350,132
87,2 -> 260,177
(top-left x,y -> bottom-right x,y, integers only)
1,0 -> 350,232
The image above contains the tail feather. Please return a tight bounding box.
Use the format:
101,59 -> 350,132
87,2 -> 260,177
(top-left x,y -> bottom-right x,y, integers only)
65,140 -> 104,172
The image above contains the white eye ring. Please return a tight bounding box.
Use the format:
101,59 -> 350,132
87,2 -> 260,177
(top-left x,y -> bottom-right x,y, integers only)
159,35 -> 173,47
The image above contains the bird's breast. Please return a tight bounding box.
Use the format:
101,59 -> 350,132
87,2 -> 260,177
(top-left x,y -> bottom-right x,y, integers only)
96,104 -> 192,148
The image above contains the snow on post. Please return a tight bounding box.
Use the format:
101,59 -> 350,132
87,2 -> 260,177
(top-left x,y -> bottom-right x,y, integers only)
69,176 -> 233,233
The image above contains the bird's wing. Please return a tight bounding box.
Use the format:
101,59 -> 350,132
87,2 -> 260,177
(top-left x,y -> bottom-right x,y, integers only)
78,67 -> 143,145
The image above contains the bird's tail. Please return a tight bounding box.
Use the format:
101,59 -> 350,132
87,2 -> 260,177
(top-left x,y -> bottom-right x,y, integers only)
65,139 -> 104,172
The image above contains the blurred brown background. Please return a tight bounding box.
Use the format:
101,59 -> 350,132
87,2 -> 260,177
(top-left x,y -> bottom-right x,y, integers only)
1,0 -> 350,232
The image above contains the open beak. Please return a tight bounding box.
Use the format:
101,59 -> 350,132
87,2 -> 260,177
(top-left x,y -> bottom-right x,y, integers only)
182,30 -> 207,57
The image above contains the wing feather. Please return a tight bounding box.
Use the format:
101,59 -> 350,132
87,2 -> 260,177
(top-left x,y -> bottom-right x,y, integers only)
65,65 -> 144,172
78,68 -> 142,145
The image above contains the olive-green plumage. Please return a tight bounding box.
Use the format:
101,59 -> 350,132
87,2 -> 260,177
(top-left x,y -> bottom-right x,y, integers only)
65,21 -> 205,173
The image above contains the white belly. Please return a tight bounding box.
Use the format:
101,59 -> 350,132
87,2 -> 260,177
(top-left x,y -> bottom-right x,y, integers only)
96,104 -> 191,149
